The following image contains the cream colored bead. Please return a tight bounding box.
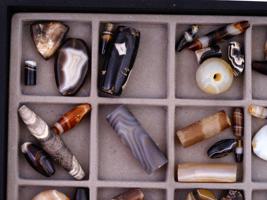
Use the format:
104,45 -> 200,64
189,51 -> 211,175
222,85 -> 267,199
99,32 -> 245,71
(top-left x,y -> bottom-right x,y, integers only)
252,125 -> 267,161
196,58 -> 234,95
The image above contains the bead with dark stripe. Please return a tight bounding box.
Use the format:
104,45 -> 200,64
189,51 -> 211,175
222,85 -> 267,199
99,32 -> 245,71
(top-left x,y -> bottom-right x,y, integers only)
232,107 -> 244,138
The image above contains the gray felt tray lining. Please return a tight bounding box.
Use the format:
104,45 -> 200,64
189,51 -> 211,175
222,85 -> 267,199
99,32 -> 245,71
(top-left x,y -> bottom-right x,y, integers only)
7,13 -> 267,200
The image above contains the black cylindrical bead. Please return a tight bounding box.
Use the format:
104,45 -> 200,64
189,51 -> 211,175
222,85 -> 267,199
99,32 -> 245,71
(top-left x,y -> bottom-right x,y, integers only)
24,60 -> 37,85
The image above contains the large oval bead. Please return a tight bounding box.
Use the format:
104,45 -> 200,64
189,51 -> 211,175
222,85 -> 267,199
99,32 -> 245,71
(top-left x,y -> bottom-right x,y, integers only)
55,38 -> 89,96
252,125 -> 267,161
207,139 -> 237,159
21,142 -> 55,177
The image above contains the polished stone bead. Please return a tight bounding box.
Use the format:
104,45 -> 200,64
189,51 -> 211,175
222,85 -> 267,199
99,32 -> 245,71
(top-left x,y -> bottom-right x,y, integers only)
176,25 -> 199,52
196,189 -> 217,200
207,139 -> 237,159
24,60 -> 37,86
221,190 -> 244,200
100,23 -> 115,55
248,104 -> 267,119
112,189 -> 144,200
177,110 -> 231,147
21,142 -> 55,177
189,21 -> 249,51
252,124 -> 267,161
32,190 -> 70,200
18,105 -> 85,180
228,41 -> 245,77
53,104 -> 91,135
185,192 -> 197,200
31,22 -> 69,59
177,163 -> 237,183
195,45 -> 222,64
196,58 -> 234,95
235,139 -> 243,163
55,38 -> 89,96
74,188 -> 89,200
106,105 -> 167,174
100,26 -> 140,96
232,108 -> 244,138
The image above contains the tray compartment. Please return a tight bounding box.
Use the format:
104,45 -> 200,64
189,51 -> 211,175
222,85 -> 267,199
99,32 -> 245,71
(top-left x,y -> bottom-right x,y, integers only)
18,103 -> 90,180
97,104 -> 167,181
98,22 -> 168,99
97,187 -> 166,200
175,106 -> 243,182
175,23 -> 245,100
21,20 -> 92,97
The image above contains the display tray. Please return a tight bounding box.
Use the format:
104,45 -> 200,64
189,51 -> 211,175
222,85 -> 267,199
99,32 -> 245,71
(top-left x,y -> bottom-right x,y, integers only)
7,13 -> 267,200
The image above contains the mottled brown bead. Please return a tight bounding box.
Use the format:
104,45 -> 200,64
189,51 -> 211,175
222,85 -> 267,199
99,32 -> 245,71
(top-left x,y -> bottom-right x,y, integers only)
31,22 -> 69,59
176,110 -> 231,147
52,104 -> 91,135
221,190 -> 244,200
112,189 -> 144,200
196,189 -> 217,200
232,107 -> 244,138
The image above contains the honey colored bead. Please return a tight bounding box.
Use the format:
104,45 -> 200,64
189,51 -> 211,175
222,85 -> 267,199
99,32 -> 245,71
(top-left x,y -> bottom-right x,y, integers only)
196,189 -> 217,200
53,103 -> 91,135
112,189 -> 144,200
177,163 -> 237,183
176,111 -> 231,147
32,190 -> 70,200
248,104 -> 267,119
232,108 -> 244,138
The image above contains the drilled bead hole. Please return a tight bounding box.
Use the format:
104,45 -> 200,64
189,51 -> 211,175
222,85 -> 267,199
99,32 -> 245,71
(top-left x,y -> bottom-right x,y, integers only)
213,73 -> 222,81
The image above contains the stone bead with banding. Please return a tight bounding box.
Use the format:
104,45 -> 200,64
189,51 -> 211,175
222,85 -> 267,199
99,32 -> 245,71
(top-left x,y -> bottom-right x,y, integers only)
232,107 -> 244,138
52,104 -> 91,135
18,105 -> 85,180
112,189 -> 144,200
176,110 -> 231,147
177,163 -> 237,183
32,190 -> 70,200
248,104 -> 267,119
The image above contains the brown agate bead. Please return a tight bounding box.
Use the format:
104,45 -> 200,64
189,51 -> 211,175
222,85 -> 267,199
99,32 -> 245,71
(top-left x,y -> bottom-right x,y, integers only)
112,189 -> 144,200
232,107 -> 244,138
31,22 -> 69,59
52,103 -> 91,135
176,110 -> 231,147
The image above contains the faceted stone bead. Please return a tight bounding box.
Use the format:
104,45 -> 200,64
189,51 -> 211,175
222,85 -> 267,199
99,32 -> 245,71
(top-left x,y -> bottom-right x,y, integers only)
112,189 -> 144,200
31,22 -> 69,59
32,190 -> 70,200
21,142 -> 55,177
221,190 -> 244,200
252,125 -> 267,161
53,103 -> 91,135
207,139 -> 237,159
55,38 -> 89,96
74,188 -> 89,200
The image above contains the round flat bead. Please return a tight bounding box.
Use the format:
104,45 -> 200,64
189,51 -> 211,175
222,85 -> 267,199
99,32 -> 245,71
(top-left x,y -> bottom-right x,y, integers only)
196,58 -> 233,95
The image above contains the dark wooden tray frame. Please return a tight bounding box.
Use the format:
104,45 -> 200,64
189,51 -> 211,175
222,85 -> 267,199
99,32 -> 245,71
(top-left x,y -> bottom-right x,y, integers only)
2,1 -> 267,199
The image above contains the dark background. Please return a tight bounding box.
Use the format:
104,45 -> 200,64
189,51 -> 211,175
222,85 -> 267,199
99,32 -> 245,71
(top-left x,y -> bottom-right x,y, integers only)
1,0 -> 267,199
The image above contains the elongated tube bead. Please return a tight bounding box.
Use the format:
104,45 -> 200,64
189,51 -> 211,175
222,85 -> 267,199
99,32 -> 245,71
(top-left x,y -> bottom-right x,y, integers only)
106,105 -> 167,174
176,111 -> 231,147
177,163 -> 237,183
18,105 -> 85,180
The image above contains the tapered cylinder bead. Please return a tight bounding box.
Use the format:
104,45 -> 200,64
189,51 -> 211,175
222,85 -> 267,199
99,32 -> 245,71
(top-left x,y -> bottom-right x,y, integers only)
176,111 -> 231,147
177,163 -> 237,183
112,189 -> 144,200
52,103 -> 91,135
24,60 -> 37,86
106,105 -> 167,174
232,107 -> 244,138
18,105 -> 85,180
